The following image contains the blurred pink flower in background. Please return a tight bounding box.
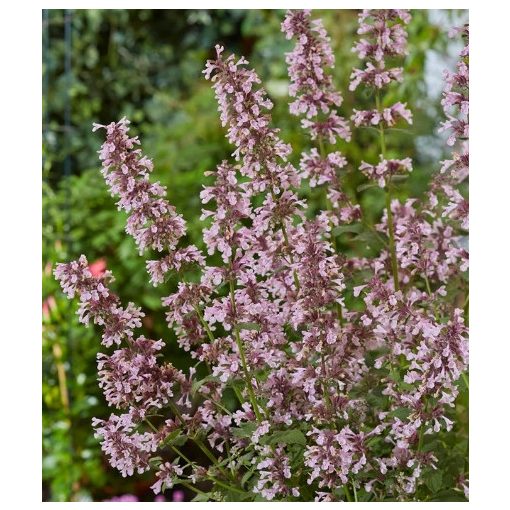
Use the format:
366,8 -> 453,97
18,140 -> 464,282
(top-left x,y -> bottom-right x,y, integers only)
88,258 -> 107,278
103,493 -> 169,502
42,295 -> 56,320
171,490 -> 185,502
103,494 -> 138,502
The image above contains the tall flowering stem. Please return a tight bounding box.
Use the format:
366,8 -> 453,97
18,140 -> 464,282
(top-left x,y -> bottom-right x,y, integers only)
202,46 -> 303,418
92,117 -> 205,286
203,45 -> 303,292
350,9 -> 413,291
435,24 -> 469,229
229,266 -> 264,422
376,90 -> 400,291
282,10 -> 361,248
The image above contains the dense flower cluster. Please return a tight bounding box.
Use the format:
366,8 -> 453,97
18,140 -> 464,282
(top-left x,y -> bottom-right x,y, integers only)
360,157 -> 413,188
282,10 -> 360,232
91,412 -> 158,477
281,9 -> 350,142
92,118 -> 204,283
55,9 -> 468,502
350,9 -> 413,187
352,102 -> 412,128
54,255 -> 188,478
54,255 -> 144,347
435,24 -> 469,229
203,45 -> 298,193
350,9 -> 410,86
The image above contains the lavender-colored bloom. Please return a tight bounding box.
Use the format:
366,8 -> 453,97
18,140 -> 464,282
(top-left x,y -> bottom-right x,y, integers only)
146,246 -> 205,287
299,149 -> 346,187
349,9 -> 411,107
93,118 -> 204,284
151,462 -> 184,494
163,281 -> 212,352
92,412 -> 158,477
386,198 -> 468,281
97,337 -> 186,410
253,445 -> 299,500
282,10 -> 350,143
438,25 -> 469,183
349,63 -> 403,91
54,255 -> 143,347
203,45 -> 299,193
93,118 -> 187,254
304,426 -> 374,489
353,10 -> 411,61
352,102 -> 413,128
200,161 -> 252,262
359,157 -> 413,188
281,11 -> 356,232
53,12 -> 469,501
301,111 -> 351,144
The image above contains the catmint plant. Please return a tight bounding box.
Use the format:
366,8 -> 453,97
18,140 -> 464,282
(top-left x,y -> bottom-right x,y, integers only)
54,9 -> 468,502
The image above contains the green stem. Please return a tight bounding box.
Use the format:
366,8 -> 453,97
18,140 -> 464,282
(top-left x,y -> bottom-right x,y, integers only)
424,273 -> 440,320
169,444 -> 194,466
417,422 -> 425,452
171,443 -> 240,495
424,274 -> 432,296
224,440 -> 236,479
385,183 -> 400,291
318,135 -> 326,161
320,350 -> 333,414
209,476 -> 247,495
461,371 -> 469,390
194,305 -> 216,343
312,136 -> 345,325
280,220 -> 301,292
211,398 -> 233,416
270,189 -> 300,292
168,401 -> 231,481
376,90 -> 400,292
362,217 -> 389,248
229,277 -> 264,423
144,418 -> 158,434
178,480 -> 209,497
343,484 -> 353,502
195,438 -> 223,472
352,481 -> 358,502
232,382 -> 245,406
318,136 -> 336,250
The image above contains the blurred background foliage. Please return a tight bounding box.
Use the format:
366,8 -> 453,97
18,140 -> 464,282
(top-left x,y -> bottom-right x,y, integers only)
42,9 -> 467,501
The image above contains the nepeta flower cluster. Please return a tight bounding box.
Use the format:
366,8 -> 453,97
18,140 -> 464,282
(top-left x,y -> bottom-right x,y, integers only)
54,255 -> 144,347
92,118 -> 204,284
282,9 -> 359,230
282,9 -> 351,143
352,10 -> 413,187
55,10 -> 468,502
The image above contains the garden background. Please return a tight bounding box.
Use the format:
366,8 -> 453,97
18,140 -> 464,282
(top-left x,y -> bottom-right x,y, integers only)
42,9 -> 468,502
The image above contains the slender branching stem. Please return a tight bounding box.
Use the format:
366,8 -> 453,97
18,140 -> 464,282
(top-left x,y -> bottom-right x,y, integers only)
228,273 -> 264,423
376,90 -> 400,291
194,305 -> 216,343
343,483 -> 354,502
178,480 -> 209,497
167,401 -> 232,481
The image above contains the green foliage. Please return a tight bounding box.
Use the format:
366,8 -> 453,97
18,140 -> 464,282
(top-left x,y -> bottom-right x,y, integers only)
263,428 -> 307,447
